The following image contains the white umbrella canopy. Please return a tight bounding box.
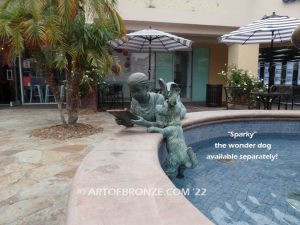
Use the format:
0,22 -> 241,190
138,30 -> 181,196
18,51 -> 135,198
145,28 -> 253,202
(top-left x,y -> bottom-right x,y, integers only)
219,12 -> 300,45
111,28 -> 192,79
219,12 -> 300,87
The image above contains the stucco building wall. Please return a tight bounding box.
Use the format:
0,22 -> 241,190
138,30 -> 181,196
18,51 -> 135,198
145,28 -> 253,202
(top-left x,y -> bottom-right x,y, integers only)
114,0 -> 300,103
117,0 -> 300,28
117,0 -> 298,73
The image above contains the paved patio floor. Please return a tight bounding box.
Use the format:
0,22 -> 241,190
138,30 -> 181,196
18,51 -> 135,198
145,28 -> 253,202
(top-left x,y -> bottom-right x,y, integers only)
0,103 -> 297,224
0,107 -> 123,225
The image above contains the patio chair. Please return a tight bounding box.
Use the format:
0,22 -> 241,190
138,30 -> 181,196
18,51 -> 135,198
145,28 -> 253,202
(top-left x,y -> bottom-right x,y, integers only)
292,86 -> 300,109
270,85 -> 293,110
224,86 -> 249,110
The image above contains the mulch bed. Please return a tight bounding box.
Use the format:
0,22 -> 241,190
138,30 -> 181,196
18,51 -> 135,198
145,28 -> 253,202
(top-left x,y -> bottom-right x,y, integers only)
31,123 -> 103,140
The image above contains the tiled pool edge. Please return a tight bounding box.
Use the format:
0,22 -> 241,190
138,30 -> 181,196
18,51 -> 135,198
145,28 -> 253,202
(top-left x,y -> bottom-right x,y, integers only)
67,110 -> 300,225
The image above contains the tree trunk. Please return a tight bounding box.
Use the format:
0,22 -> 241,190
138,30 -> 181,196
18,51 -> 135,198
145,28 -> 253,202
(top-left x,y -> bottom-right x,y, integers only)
43,67 -> 67,127
66,58 -> 84,124
67,77 -> 81,124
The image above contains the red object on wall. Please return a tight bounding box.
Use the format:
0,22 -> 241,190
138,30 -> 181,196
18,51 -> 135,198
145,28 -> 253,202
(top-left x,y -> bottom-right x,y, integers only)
123,49 -> 129,56
124,61 -> 130,68
23,76 -> 31,87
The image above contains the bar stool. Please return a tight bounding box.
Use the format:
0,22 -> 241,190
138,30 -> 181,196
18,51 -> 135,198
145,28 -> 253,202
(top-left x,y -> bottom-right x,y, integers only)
30,85 -> 43,103
29,77 -> 44,103
44,84 -> 65,103
60,85 -> 65,102
44,84 -> 55,102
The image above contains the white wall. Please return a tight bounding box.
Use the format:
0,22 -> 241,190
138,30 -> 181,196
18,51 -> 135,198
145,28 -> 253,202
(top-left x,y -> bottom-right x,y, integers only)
250,0 -> 300,22
117,0 -> 253,27
117,0 -> 300,35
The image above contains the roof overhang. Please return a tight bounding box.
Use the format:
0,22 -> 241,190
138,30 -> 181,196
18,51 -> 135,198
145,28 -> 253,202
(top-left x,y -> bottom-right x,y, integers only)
124,20 -> 238,43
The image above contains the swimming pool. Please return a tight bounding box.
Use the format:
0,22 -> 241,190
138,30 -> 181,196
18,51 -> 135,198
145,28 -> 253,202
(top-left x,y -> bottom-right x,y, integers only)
171,120 -> 300,225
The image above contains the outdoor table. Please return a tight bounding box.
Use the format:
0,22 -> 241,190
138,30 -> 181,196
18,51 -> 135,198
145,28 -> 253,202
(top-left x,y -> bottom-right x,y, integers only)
251,91 -> 291,110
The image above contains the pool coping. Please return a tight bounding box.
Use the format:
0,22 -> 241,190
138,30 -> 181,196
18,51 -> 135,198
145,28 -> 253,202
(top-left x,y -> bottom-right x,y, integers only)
67,110 -> 300,225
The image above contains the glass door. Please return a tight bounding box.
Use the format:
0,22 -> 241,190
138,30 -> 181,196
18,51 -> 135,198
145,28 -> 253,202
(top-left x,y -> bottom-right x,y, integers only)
155,53 -> 174,88
174,51 -> 191,99
155,52 -> 192,100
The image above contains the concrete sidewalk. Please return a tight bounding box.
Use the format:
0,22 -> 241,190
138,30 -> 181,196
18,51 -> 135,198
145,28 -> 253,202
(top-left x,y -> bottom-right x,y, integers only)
0,107 -> 122,225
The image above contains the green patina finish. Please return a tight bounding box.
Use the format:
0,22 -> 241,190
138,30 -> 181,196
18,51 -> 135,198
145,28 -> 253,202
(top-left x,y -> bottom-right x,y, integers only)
147,79 -> 198,178
119,72 -> 197,178
128,72 -> 165,127
125,72 -> 186,127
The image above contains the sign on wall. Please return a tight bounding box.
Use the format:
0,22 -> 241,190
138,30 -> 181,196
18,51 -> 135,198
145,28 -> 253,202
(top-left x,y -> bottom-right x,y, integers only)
274,62 -> 282,85
285,62 -> 294,85
264,62 -> 269,85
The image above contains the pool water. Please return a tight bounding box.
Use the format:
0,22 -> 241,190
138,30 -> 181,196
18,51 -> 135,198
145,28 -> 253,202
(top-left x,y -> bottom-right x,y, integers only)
173,133 -> 300,225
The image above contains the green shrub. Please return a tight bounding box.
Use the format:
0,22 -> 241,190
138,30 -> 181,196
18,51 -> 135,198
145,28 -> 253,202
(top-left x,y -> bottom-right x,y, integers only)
219,65 -> 266,106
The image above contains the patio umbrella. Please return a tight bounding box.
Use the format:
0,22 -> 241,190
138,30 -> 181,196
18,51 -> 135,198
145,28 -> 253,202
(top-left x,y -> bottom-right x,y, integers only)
219,12 -> 300,86
291,26 -> 300,48
111,28 -> 192,79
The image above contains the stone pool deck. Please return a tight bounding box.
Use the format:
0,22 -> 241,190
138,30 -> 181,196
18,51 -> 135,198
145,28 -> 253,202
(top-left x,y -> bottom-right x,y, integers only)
0,104 -> 222,225
0,105 -> 299,225
67,110 -> 300,225
0,107 -> 122,225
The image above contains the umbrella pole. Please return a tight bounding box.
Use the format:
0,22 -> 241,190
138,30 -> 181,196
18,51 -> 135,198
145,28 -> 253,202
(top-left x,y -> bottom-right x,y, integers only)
148,39 -> 152,80
268,31 -> 275,92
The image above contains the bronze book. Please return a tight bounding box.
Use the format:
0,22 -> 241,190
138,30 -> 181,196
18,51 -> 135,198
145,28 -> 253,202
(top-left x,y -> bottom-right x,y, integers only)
107,109 -> 138,127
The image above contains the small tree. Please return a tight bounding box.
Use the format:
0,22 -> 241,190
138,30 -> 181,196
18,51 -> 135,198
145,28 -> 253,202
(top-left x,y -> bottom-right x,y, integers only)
0,0 -> 125,126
